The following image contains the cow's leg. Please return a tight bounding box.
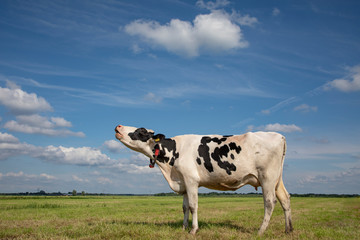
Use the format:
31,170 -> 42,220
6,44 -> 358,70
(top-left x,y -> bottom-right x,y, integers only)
276,178 -> 293,233
182,193 -> 190,230
258,182 -> 277,235
186,186 -> 199,234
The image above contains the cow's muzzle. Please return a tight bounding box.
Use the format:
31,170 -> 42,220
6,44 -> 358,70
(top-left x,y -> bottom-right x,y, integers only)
115,125 -> 123,139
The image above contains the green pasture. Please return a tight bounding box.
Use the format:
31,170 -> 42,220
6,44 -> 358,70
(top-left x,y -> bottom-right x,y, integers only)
0,195 -> 359,239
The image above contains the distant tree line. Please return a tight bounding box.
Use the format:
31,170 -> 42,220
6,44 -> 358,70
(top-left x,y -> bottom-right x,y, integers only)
0,190 -> 358,198
152,192 -> 360,198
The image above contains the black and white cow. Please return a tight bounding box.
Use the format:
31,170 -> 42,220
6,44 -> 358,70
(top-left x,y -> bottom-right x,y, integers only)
115,125 -> 293,235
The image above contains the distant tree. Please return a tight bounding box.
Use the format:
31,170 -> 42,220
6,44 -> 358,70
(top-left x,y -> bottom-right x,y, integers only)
72,189 -> 77,196
81,191 -> 85,196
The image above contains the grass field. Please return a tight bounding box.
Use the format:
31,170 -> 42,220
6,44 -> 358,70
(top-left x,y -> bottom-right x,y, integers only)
0,195 -> 359,239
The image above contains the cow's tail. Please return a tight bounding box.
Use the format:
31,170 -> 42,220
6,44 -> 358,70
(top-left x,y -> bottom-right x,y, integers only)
276,136 -> 287,191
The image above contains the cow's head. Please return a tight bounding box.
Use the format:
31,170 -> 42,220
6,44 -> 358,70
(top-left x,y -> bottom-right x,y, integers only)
115,125 -> 158,158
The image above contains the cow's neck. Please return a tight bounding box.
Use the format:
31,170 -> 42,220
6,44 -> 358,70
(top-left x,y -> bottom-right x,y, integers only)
153,138 -> 179,166
153,138 -> 184,193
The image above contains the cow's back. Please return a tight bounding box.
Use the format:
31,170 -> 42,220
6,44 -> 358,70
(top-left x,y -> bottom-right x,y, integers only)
172,132 -> 286,191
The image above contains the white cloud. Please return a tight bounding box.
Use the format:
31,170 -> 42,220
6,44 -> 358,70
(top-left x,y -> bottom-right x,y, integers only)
230,10 -> 258,27
110,162 -> 159,175
298,167 -> 360,192
0,81 -> 83,137
37,146 -> 112,166
51,117 -> 72,127
3,114 -> 84,137
144,92 -> 162,103
0,171 -> 56,181
125,10 -> 248,57
248,123 -> 302,133
0,132 -> 19,143
103,139 -> 124,153
294,104 -> 318,113
72,175 -> 89,183
131,43 -> 143,54
196,0 -> 230,10
325,65 -> 360,92
0,133 -> 157,175
0,81 -> 53,114
0,137 -> 40,160
272,8 -> 280,16
97,177 -> 112,184
6,79 -> 20,89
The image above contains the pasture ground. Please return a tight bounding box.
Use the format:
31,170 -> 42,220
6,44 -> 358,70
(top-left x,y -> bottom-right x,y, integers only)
0,195 -> 359,239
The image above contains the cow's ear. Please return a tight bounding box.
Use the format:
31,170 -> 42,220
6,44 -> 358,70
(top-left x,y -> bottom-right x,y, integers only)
153,134 -> 165,142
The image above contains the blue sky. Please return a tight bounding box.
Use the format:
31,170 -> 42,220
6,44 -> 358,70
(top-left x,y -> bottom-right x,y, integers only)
0,0 -> 359,194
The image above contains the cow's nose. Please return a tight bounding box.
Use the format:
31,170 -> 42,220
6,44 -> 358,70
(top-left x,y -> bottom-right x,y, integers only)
115,125 -> 122,133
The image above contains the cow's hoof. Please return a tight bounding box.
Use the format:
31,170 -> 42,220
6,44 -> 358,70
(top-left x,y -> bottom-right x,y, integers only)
285,226 -> 294,234
189,228 -> 198,235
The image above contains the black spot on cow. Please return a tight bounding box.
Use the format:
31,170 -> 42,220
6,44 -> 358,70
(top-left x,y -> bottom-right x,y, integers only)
153,134 -> 179,166
197,136 -> 241,175
229,142 -> 241,154
211,145 -> 236,175
209,137 -> 228,144
128,128 -> 154,142
198,137 -> 214,172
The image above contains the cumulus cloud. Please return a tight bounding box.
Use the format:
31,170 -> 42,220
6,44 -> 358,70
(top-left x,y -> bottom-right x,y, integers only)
248,123 -> 302,133
51,117 -> 72,127
0,81 -> 84,137
0,132 -> 111,166
36,146 -> 112,166
325,65 -> 360,92
0,132 -> 40,160
3,114 -> 84,137
0,80 -> 52,114
0,132 -> 157,175
124,10 -> 249,57
0,132 -> 19,143
103,139 -> 124,153
294,104 -> 318,113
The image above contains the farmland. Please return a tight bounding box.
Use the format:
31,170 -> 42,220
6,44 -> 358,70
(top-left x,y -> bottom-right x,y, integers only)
0,195 -> 359,239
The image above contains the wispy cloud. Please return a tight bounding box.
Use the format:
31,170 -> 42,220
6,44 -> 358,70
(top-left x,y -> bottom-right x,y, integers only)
261,96 -> 300,115
0,171 -> 56,181
294,104 -> 318,113
196,0 -> 230,10
248,123 -> 302,133
272,7 -> 280,16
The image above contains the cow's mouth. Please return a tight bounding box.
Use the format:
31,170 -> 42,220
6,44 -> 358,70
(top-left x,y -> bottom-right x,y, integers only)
114,127 -> 123,140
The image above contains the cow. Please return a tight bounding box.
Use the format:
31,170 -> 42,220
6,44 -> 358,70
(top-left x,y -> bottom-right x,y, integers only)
114,124 -> 293,235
